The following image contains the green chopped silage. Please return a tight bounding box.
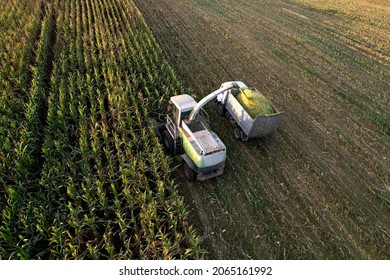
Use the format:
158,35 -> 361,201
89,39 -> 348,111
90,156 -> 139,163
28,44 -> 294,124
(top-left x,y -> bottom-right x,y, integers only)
235,88 -> 275,117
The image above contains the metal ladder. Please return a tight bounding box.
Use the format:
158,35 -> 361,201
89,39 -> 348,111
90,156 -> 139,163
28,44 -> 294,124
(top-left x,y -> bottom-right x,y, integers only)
166,115 -> 182,155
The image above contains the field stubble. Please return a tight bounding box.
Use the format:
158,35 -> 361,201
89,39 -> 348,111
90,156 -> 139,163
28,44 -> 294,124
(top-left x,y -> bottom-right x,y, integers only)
135,0 -> 389,259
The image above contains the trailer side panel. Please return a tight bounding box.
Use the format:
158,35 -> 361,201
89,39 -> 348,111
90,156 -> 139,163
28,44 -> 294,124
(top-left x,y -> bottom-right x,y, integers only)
225,93 -> 253,135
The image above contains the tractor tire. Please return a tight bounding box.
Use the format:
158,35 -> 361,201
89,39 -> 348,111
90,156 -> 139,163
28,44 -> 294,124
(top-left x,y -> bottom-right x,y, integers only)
233,126 -> 243,141
217,102 -> 225,116
183,162 -> 196,181
162,130 -> 174,155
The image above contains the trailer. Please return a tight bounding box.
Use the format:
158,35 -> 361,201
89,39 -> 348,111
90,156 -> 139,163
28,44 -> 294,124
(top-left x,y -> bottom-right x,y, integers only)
216,81 -> 284,141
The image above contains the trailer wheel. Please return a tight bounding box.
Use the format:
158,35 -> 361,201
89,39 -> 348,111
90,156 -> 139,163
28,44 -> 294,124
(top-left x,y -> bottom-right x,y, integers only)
217,102 -> 225,116
233,126 -> 243,141
183,162 -> 196,181
162,130 -> 174,155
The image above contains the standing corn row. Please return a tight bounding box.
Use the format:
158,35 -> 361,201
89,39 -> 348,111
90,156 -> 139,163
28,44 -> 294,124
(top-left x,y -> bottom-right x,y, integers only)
0,0 -> 42,209
0,1 -> 57,258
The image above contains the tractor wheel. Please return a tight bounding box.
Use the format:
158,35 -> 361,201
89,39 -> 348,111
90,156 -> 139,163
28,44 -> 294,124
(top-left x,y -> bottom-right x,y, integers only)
233,126 -> 243,141
162,130 -> 174,155
183,162 -> 196,181
217,102 -> 225,116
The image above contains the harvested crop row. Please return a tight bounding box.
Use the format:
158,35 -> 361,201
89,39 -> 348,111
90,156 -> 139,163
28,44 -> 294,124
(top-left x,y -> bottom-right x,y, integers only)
134,0 -> 389,259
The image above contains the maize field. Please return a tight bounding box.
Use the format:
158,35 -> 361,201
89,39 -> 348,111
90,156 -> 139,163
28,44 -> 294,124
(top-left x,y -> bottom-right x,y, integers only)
1,0 -> 389,260
0,0 -> 202,259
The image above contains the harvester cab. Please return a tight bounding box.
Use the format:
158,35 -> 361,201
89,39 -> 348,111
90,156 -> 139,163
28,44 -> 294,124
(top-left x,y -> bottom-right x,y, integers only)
168,95 -> 196,127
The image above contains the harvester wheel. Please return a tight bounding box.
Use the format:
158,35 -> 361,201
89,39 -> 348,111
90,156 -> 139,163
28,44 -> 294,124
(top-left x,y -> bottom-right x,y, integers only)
217,102 -> 225,116
162,130 -> 174,155
155,122 -> 165,142
233,126 -> 243,141
183,162 -> 196,181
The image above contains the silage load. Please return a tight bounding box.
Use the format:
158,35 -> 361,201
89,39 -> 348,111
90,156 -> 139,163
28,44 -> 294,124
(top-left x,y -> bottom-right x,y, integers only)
235,88 -> 275,117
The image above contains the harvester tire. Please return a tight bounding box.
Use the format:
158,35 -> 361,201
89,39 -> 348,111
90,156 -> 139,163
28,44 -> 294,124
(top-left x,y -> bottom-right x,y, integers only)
155,122 -> 165,142
162,130 -> 174,155
183,162 -> 196,181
